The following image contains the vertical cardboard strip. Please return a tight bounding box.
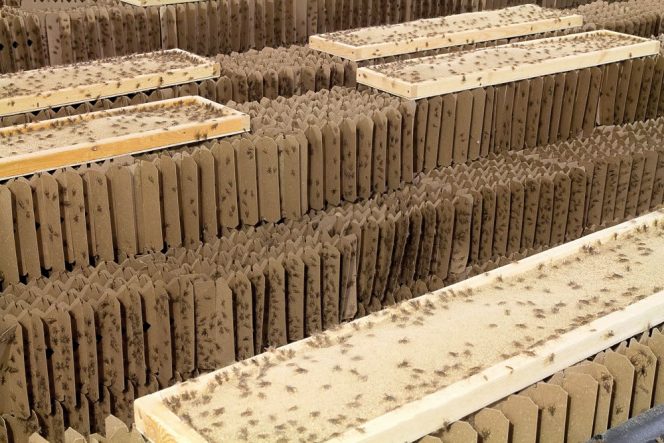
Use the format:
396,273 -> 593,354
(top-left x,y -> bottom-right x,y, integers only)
400,101 -> 416,183
471,408 -> 509,443
321,243 -> 341,329
83,170 -> 114,264
216,277 -> 236,366
154,155 -> 182,249
468,89 -> 485,161
106,166 -> 138,259
614,60 -> 632,125
551,372 -> 598,443
510,80 -> 529,151
0,317 -> 30,418
497,395 -> 538,443
232,272 -> 256,359
0,186 -> 19,287
449,194 -> 472,275
522,382 -> 568,443
175,154 -> 201,248
31,174 -> 65,273
9,179 -> 41,280
117,285 -> 146,387
339,118 -> 358,202
194,279 -> 222,370
279,136 -> 302,220
619,341 -> 656,416
134,161 -> 163,254
424,96 -> 442,172
247,265 -> 266,353
266,258 -> 288,347
284,254 -> 305,342
302,247 -> 322,336
439,95 -> 456,167
596,350 -> 635,427
193,148 -> 219,243
211,141 -> 240,230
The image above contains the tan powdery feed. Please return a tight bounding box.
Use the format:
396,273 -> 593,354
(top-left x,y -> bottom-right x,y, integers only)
151,213 -> 664,442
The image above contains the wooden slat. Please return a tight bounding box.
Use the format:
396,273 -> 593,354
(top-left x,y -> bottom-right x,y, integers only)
0,96 -> 249,179
0,49 -> 220,116
357,31 -> 660,99
135,210 -> 664,443
120,0 -> 205,6
310,5 -> 582,61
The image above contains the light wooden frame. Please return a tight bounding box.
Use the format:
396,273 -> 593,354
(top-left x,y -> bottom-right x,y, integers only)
309,5 -> 583,61
0,49 -> 220,117
356,31 -> 661,99
118,0 -> 203,6
134,209 -> 664,443
0,96 -> 249,179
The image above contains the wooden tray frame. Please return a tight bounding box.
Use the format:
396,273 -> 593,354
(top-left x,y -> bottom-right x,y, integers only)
118,0 -> 204,6
356,31 -> 661,99
0,49 -> 220,117
309,5 -> 583,61
134,209 -> 664,443
0,96 -> 249,179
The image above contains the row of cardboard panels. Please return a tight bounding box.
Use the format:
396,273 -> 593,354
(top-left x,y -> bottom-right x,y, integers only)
573,0 -> 664,38
0,58 -> 662,443
353,31 -> 661,99
2,118 -> 664,440
1,29 -> 662,120
0,39 -> 663,284
1,52 -> 664,285
0,0 -> 628,74
0,5 -> 588,116
0,26 -> 662,178
0,5 -> 658,111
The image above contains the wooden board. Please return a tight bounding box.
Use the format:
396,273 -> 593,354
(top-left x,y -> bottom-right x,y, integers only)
357,31 -> 660,99
310,5 -> 582,61
120,0 -> 206,6
0,49 -> 220,116
0,97 -> 249,179
134,209 -> 664,443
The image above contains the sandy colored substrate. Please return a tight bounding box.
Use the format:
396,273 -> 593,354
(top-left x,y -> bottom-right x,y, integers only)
154,213 -> 664,442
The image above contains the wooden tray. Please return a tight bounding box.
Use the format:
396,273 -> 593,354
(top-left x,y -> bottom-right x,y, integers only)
309,5 -> 583,61
0,96 -> 249,179
118,0 -> 204,6
357,31 -> 660,99
0,49 -> 219,116
134,209 -> 664,443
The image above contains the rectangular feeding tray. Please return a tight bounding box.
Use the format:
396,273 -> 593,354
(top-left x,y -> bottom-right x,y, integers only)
134,209 -> 664,443
0,49 -> 220,117
310,4 -> 583,61
356,31 -> 660,99
0,96 -> 249,179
